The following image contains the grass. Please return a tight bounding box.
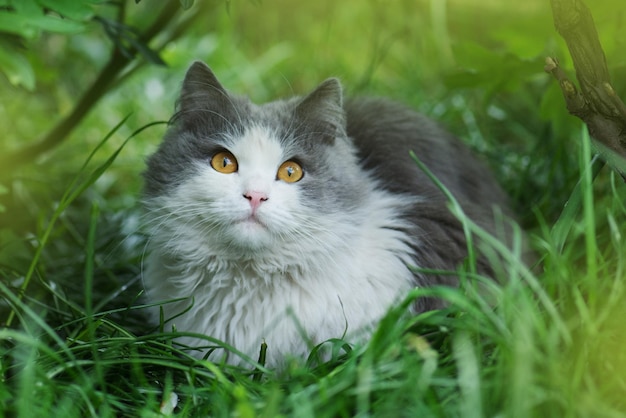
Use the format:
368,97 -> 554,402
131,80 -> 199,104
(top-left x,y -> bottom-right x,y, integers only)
0,123 -> 625,417
1,0 -> 626,416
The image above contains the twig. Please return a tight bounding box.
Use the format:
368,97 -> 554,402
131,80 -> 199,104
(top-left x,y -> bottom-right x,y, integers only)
546,0 -> 626,179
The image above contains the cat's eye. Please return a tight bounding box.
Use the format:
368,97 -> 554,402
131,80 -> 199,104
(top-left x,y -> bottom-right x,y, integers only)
210,150 -> 238,174
277,160 -> 304,183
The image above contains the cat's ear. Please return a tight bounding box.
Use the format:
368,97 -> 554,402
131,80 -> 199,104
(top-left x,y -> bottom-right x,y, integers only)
176,61 -> 231,119
296,78 -> 346,133
298,78 -> 343,110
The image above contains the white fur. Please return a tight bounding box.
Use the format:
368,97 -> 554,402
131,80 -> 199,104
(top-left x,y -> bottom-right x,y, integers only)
142,126 -> 418,367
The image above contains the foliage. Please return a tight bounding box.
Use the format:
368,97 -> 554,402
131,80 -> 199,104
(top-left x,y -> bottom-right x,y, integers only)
0,0 -> 95,91
1,0 -> 626,416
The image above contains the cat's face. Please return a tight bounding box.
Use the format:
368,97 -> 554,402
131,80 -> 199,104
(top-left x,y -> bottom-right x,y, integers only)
172,124 -> 314,249
143,62 -> 368,252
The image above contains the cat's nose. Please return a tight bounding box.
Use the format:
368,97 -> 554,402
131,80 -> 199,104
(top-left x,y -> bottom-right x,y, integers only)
243,191 -> 268,212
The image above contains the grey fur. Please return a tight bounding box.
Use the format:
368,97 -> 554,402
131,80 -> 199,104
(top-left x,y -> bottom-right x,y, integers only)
343,97 -> 514,309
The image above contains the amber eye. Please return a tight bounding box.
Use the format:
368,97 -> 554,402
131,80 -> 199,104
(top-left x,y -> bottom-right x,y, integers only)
277,160 -> 304,183
210,150 -> 238,174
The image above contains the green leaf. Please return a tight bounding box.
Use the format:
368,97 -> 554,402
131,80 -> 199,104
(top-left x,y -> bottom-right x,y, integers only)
0,11 -> 86,38
180,0 -> 194,9
37,0 -> 95,21
26,14 -> 87,33
11,0 -> 42,16
551,154 -> 604,254
0,12 -> 38,38
0,40 -> 35,90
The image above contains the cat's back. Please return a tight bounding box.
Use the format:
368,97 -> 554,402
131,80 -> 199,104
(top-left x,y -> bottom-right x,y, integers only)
345,97 -> 509,209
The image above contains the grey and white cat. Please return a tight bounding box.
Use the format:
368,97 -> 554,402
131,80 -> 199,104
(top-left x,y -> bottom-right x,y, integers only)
142,61 -> 513,367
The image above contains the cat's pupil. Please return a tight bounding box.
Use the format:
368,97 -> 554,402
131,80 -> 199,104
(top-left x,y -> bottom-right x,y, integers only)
222,157 -> 231,168
286,166 -> 294,176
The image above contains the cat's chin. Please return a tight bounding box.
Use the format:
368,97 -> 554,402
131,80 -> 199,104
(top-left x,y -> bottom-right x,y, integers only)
228,217 -> 274,249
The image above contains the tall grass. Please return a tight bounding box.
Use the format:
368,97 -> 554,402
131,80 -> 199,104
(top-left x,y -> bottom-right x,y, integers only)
0,121 -> 624,417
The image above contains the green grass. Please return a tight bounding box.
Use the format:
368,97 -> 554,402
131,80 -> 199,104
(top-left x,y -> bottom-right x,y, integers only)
1,0 -> 626,416
1,125 -> 625,417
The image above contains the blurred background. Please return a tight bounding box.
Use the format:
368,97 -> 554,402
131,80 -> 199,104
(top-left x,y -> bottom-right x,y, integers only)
1,2 -> 626,415
0,0 -> 625,315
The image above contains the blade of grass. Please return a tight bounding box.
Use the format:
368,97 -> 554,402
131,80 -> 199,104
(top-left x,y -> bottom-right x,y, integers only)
4,116 -> 129,327
410,150 -> 570,343
458,212 -> 571,344
453,331 -> 483,418
550,154 -> 603,254
409,150 -> 477,274
5,119 -> 166,327
579,128 -> 598,309
0,281 -> 85,382
85,201 -> 106,391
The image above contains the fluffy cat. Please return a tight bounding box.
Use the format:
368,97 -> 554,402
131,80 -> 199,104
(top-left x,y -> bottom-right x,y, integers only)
142,61 -> 513,367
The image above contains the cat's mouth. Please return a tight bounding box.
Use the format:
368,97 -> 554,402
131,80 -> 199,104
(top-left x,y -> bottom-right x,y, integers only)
240,214 -> 267,228
232,214 -> 274,247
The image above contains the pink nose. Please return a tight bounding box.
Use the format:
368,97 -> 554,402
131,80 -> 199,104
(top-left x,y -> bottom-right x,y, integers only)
243,191 -> 268,212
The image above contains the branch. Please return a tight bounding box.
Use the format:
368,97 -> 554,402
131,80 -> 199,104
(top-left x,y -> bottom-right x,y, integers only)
0,0 -> 182,170
546,0 -> 626,179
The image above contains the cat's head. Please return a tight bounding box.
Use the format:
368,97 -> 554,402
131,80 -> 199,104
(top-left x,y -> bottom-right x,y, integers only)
143,62 -> 368,251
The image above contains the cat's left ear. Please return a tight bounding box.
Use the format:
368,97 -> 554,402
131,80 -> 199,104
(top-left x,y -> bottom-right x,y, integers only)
296,78 -> 346,133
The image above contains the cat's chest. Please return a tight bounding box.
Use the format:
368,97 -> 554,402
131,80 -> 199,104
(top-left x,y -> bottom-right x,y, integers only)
197,236 -> 414,343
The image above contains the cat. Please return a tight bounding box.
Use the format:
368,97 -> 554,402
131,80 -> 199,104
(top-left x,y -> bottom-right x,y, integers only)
141,61 -> 515,368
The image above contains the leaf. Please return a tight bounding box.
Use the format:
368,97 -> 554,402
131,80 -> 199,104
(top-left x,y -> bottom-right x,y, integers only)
0,12 -> 38,38
38,0 -> 95,21
11,0 -> 41,16
27,14 -> 87,33
0,12 -> 86,38
180,0 -> 195,10
0,40 -> 35,90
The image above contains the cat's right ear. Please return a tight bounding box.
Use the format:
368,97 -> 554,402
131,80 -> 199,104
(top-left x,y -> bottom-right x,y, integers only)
175,61 -> 231,121
295,78 -> 346,136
